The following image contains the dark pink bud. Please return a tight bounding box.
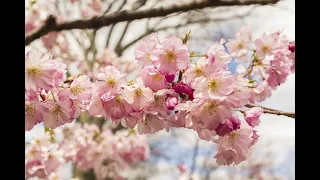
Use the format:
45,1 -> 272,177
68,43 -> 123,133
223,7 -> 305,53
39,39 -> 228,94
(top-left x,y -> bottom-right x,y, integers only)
215,115 -> 241,136
165,74 -> 175,83
288,44 -> 295,53
166,96 -> 178,110
172,82 -> 194,100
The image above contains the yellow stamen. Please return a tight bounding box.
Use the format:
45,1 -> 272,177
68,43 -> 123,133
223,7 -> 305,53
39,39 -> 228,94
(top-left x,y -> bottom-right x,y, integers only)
106,78 -> 116,88
51,105 -> 63,121
237,43 -> 243,49
152,74 -> 163,82
134,88 -> 143,97
26,104 -> 35,117
70,85 -> 84,95
203,101 -> 219,115
164,50 -> 176,63
27,66 -> 43,78
229,131 -> 240,142
262,45 -> 270,53
154,95 -> 164,107
208,79 -> 220,92
194,66 -> 204,77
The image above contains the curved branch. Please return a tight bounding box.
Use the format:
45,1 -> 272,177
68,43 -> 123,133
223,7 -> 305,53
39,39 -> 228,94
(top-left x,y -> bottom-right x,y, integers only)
245,103 -> 295,118
106,0 -> 128,47
25,0 -> 279,45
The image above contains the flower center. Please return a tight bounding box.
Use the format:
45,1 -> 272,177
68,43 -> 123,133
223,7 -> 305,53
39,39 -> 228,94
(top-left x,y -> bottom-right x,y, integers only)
70,85 -> 84,95
144,114 -> 153,125
134,88 -> 143,97
208,79 -> 220,92
152,73 -> 163,82
262,45 -> 270,53
27,66 -> 43,78
164,50 -> 176,63
203,101 -> 219,115
146,53 -> 152,61
229,131 -> 240,142
154,95 -> 164,107
106,78 -> 116,88
237,43 -> 243,49
194,66 -> 204,77
26,104 -> 35,117
51,105 -> 63,121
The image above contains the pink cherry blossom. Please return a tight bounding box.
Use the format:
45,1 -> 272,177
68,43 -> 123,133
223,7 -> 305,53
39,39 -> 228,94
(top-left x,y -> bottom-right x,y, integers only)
45,150 -> 64,174
174,100 -> 201,128
25,51 -> 66,91
245,107 -> 264,127
254,33 -> 278,59
192,74 -> 235,101
137,111 -> 166,134
217,127 -> 253,154
226,26 -> 252,61
192,99 -> 232,131
134,33 -> 160,67
214,148 -> 248,166
266,58 -> 290,87
207,39 -> 232,65
140,65 -> 168,91
87,95 -> 107,119
250,82 -> 272,103
42,92 -> 74,129
102,93 -> 129,123
25,102 -> 44,131
155,35 -> 190,74
183,58 -> 218,84
60,75 -> 93,105
226,76 -> 252,108
95,66 -> 127,96
122,77 -> 154,113
149,89 -> 177,116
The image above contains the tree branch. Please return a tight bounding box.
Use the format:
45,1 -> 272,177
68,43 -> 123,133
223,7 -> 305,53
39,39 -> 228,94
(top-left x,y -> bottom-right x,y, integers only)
245,103 -> 295,118
105,0 -> 128,47
25,0 -> 279,45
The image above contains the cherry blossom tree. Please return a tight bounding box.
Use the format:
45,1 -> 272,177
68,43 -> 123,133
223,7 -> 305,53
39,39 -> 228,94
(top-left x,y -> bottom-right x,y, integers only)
25,0 -> 294,179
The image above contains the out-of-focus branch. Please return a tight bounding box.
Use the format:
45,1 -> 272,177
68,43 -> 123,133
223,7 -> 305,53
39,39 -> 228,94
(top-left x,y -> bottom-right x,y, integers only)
190,138 -> 199,178
108,0 -> 147,51
105,0 -> 128,47
103,0 -> 116,15
25,0 -> 279,45
115,21 -> 131,55
244,103 -> 295,118
120,7 -> 256,53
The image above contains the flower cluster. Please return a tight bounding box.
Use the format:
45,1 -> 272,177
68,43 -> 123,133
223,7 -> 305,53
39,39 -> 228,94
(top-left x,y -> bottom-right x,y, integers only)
25,26 -> 295,168
25,123 -> 149,180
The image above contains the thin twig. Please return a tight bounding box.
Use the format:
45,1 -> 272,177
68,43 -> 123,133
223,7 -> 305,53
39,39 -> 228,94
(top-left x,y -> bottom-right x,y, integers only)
244,103 -> 295,118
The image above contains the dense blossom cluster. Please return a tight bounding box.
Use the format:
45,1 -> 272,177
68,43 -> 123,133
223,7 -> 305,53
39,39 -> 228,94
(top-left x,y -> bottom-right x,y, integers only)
25,24 -> 295,177
25,123 -> 149,180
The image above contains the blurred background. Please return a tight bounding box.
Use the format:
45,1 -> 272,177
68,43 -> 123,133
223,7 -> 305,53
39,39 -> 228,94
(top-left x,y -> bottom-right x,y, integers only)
25,0 -> 295,179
